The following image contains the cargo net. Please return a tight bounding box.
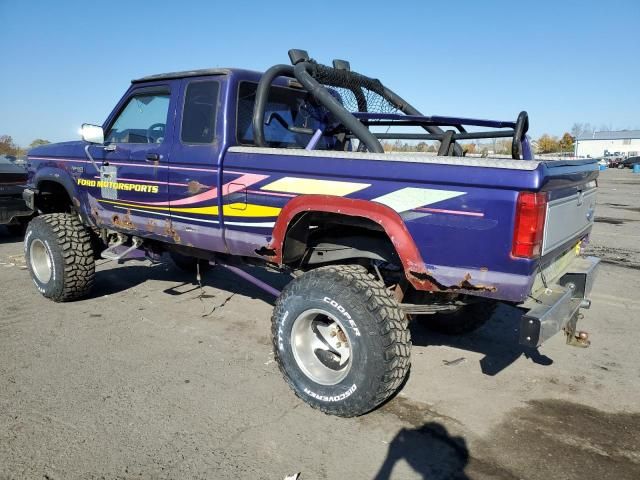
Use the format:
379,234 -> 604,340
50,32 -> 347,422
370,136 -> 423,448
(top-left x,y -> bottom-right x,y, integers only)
311,64 -> 399,115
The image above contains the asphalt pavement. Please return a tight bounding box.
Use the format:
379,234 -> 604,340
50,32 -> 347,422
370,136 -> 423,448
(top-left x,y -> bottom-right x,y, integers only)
1,167 -> 639,479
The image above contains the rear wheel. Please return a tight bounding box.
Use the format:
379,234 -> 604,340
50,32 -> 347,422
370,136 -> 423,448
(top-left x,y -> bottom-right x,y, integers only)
24,213 -> 95,302
420,300 -> 497,335
272,264 -> 410,417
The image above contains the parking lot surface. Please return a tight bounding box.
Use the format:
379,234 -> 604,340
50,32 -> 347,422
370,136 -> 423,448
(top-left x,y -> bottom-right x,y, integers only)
1,168 -> 639,479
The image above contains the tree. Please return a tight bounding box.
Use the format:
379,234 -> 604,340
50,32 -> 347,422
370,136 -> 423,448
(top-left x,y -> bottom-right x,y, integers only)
559,132 -> 574,153
537,134 -> 560,154
0,135 -> 19,157
29,139 -> 50,149
464,143 -> 477,154
570,123 -> 583,138
571,122 -> 594,139
496,139 -> 512,155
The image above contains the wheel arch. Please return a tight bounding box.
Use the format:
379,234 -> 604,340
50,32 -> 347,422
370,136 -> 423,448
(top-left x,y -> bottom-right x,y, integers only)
265,195 -> 438,291
33,170 -> 79,214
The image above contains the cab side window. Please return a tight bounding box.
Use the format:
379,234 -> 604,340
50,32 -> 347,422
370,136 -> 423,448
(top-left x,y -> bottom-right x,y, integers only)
106,91 -> 170,144
181,81 -> 219,144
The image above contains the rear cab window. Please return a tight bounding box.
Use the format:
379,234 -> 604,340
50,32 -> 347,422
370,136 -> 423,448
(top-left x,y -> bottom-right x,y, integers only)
181,80 -> 220,144
236,81 -> 341,150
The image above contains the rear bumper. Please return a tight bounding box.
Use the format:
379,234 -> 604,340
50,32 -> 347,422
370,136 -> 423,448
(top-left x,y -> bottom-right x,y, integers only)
518,256 -> 599,347
0,194 -> 33,225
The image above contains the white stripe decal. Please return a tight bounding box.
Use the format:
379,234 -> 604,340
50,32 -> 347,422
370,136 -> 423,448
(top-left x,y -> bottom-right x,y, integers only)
371,187 -> 465,213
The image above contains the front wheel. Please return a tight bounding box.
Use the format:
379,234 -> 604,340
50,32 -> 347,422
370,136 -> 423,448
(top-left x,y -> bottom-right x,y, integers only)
272,265 -> 411,417
24,213 -> 95,302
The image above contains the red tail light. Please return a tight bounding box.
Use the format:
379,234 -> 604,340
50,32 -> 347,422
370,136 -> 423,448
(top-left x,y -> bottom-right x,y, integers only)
512,192 -> 547,258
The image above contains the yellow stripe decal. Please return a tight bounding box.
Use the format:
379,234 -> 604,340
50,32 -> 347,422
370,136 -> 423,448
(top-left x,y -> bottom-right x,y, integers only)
260,177 -> 370,196
98,200 -> 281,218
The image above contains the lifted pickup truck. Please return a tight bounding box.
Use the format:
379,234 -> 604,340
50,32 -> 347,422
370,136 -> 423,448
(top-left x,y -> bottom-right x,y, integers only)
23,49 -> 599,416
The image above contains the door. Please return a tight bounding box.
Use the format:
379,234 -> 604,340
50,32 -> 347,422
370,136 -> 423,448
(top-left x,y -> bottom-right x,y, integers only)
90,84 -> 176,237
166,78 -> 226,251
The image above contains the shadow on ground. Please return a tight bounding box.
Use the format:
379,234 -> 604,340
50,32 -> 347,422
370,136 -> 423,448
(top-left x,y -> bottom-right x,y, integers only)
373,422 -> 470,480
89,257 -> 551,376
410,303 -> 553,376
88,256 -> 289,306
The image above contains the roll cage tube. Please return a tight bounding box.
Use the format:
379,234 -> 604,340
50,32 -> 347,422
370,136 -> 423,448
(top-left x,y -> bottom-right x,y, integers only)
292,62 -> 384,153
380,86 -> 464,157
252,64 -> 295,148
252,50 -> 530,159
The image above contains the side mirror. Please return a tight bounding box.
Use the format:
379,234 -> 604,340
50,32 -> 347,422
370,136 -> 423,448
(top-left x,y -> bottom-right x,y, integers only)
81,123 -> 104,144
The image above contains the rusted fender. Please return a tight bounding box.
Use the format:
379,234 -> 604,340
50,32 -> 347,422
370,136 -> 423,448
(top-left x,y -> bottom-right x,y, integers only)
266,194 -> 439,291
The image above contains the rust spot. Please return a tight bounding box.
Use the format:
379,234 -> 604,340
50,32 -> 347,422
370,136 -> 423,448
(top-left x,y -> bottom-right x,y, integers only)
72,197 -> 81,208
145,218 -> 157,233
187,180 -> 209,194
112,209 -> 134,230
408,271 -> 497,293
163,219 -> 181,243
457,272 -> 497,292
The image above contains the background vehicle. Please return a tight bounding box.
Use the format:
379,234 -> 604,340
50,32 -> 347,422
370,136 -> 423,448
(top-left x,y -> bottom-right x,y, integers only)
22,49 -> 600,416
0,155 -> 32,234
620,155 -> 640,168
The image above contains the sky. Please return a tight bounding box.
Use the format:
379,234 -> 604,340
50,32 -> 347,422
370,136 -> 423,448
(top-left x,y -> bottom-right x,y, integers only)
1,0 -> 639,147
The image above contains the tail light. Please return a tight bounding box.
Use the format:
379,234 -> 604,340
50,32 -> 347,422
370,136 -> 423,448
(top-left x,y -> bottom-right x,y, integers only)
512,191 -> 547,258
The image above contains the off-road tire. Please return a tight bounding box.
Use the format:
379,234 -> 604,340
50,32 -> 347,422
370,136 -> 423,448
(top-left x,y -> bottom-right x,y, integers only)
421,300 -> 497,335
272,264 -> 411,417
24,213 -> 95,302
169,251 -> 211,274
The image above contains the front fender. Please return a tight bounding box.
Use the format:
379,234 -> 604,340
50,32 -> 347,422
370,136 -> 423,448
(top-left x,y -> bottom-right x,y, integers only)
33,168 -> 94,225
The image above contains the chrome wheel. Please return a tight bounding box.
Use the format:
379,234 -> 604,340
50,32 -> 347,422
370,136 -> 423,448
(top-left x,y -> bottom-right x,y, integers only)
29,238 -> 52,283
290,308 -> 353,385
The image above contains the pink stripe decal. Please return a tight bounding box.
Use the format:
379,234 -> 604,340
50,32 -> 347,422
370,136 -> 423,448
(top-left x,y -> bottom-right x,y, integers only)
143,173 -> 268,206
415,207 -> 484,217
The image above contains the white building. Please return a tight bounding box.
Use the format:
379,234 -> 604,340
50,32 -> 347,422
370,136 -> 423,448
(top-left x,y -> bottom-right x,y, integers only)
575,130 -> 640,158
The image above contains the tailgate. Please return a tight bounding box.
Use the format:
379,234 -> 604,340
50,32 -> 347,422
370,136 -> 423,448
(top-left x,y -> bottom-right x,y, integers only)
542,184 -> 596,255
540,160 -> 598,257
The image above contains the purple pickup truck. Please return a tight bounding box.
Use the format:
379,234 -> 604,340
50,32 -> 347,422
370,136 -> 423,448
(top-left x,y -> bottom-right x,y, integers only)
23,50 -> 599,416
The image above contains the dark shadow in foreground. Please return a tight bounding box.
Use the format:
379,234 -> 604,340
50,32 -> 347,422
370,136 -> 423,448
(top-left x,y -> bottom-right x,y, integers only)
374,422 -> 469,480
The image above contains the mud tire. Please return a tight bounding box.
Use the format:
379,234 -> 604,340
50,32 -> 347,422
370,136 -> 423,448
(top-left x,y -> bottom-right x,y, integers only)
272,264 -> 411,417
24,213 -> 95,302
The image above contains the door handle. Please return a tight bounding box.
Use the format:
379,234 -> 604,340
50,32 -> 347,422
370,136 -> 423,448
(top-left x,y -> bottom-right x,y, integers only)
145,153 -> 160,162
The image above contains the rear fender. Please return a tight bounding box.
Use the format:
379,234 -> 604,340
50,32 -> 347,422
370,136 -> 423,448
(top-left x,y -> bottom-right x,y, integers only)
267,195 -> 439,291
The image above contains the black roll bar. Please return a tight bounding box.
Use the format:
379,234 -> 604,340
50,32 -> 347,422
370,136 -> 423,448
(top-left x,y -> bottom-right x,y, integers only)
380,87 -> 464,156
252,64 -> 295,148
251,51 -> 527,159
292,62 -> 385,153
